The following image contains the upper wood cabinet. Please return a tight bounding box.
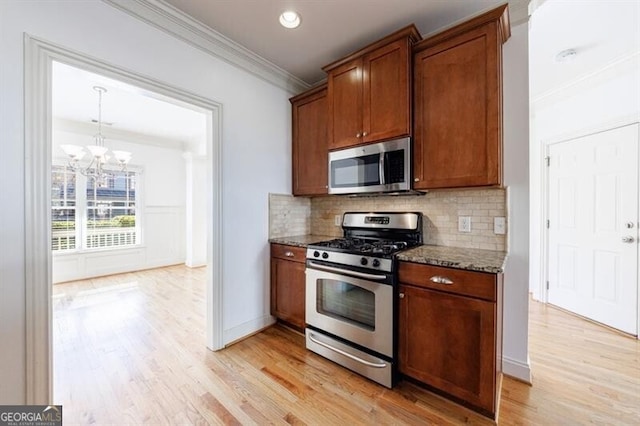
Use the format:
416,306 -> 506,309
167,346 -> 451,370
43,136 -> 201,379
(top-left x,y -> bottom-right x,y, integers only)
413,5 -> 510,190
323,26 -> 421,150
290,84 -> 328,196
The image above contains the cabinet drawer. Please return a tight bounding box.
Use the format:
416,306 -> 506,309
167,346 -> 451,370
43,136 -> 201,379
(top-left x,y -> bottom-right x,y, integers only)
398,262 -> 496,301
270,244 -> 306,263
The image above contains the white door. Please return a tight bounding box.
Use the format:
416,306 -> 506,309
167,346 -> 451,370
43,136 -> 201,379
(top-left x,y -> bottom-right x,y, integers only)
548,123 -> 639,335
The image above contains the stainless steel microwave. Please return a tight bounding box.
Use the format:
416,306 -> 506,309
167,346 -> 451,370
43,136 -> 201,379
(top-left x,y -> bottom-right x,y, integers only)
328,137 -> 411,195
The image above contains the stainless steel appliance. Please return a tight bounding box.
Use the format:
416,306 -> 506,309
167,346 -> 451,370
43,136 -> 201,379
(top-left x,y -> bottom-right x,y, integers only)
305,212 -> 423,387
328,137 -> 411,195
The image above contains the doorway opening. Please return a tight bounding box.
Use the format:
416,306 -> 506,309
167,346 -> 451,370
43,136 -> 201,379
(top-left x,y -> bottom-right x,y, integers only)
24,36 -> 224,403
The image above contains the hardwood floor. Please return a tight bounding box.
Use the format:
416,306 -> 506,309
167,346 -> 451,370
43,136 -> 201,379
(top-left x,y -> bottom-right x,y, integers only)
53,265 -> 640,425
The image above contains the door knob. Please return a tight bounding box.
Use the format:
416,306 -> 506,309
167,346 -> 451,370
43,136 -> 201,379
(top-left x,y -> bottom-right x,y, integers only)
622,236 -> 635,243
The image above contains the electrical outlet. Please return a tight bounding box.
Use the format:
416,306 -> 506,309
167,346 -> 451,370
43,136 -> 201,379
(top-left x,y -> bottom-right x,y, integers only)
458,216 -> 471,233
334,215 -> 342,226
494,217 -> 506,234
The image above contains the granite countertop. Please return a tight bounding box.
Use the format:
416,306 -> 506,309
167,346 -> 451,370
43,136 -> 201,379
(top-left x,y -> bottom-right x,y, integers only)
269,234 -> 336,248
396,245 -> 507,274
269,235 -> 507,273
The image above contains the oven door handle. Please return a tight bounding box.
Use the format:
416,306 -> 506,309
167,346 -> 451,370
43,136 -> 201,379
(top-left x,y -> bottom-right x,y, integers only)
307,261 -> 388,281
308,333 -> 387,369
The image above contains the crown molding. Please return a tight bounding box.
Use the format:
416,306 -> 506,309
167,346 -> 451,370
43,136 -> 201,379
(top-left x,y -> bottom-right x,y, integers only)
532,51 -> 639,107
509,0 -> 531,27
102,0 -> 311,95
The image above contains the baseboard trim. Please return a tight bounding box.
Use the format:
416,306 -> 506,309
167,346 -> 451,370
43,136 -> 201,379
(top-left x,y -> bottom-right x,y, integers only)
503,355 -> 532,384
223,315 -> 276,346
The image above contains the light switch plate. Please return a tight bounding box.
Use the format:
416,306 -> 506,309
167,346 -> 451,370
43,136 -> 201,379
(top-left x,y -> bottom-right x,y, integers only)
494,217 -> 506,234
334,215 -> 342,226
458,216 -> 471,233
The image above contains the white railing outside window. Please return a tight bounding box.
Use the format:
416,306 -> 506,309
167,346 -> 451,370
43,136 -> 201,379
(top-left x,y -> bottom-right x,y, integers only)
51,163 -> 141,252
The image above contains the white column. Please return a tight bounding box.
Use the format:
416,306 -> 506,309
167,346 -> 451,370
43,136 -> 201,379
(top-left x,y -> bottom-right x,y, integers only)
184,152 -> 207,268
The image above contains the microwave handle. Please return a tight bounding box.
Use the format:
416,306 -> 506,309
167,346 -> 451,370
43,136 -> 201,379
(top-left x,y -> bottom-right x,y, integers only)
379,152 -> 385,185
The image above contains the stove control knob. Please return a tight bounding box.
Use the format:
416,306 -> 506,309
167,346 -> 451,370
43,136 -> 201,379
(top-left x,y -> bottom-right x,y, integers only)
372,259 -> 380,267
313,251 -> 320,258
322,252 -> 329,259
360,257 -> 368,266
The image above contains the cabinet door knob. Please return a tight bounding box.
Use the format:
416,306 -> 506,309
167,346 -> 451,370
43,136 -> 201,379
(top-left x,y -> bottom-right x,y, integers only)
430,276 -> 453,285
285,251 -> 295,257
362,131 -> 368,137
414,178 -> 419,182
399,293 -> 405,299
622,236 -> 635,243
356,133 -> 362,138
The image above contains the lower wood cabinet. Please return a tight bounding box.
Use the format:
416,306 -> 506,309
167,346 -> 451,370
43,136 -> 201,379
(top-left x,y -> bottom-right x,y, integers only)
270,244 -> 306,330
398,262 -> 503,418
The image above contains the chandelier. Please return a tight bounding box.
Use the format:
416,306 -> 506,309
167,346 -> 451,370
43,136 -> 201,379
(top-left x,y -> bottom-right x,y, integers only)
61,86 -> 132,186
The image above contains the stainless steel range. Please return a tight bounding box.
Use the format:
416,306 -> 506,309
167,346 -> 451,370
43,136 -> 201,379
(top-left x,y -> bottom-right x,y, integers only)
305,212 -> 423,387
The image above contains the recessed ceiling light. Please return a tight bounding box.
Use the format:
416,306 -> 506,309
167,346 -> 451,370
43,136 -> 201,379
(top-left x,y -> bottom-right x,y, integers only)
279,10 -> 301,29
555,48 -> 577,63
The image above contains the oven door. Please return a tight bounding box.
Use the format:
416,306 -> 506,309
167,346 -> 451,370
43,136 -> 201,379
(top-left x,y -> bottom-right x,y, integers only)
305,264 -> 393,358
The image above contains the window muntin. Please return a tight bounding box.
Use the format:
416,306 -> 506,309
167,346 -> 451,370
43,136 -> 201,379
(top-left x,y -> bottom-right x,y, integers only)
86,171 -> 137,249
51,165 -> 139,252
51,166 -> 76,251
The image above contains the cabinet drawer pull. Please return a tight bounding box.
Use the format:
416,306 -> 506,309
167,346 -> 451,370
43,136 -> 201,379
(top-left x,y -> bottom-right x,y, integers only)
285,251 -> 295,257
430,276 -> 453,285
356,132 -> 362,138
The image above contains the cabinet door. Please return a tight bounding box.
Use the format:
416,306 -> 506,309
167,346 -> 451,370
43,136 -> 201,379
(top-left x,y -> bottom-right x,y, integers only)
270,257 -> 306,330
363,39 -> 411,143
327,58 -> 363,150
292,87 -> 328,196
413,22 -> 502,189
398,284 -> 497,414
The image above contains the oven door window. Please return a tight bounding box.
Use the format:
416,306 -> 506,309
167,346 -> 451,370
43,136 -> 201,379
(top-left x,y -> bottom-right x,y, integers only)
330,153 -> 380,188
316,279 -> 375,331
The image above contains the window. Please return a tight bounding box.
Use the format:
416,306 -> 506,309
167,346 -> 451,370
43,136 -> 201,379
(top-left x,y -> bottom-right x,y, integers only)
86,171 -> 137,249
51,166 -> 76,250
51,166 -> 140,252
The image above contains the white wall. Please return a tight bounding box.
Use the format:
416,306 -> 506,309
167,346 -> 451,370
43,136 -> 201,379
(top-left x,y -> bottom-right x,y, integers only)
502,23 -> 531,381
0,0 -> 292,403
529,17 -> 640,300
185,154 -> 207,267
51,128 -> 187,282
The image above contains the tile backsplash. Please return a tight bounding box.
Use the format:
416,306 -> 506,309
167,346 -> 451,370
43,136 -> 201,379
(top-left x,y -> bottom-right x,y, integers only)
269,193 -> 311,238
270,189 -> 507,251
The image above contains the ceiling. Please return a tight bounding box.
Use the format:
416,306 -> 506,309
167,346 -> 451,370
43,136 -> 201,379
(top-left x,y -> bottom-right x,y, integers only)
53,1 -> 638,144
163,0 -> 530,85
529,0 -> 640,99
52,61 -> 207,146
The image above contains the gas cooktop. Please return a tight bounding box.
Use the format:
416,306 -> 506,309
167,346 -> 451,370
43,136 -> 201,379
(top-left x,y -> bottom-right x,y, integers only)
310,237 -> 417,256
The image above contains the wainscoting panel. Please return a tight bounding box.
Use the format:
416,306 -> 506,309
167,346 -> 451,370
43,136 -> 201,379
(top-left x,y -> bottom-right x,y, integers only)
53,206 -> 185,283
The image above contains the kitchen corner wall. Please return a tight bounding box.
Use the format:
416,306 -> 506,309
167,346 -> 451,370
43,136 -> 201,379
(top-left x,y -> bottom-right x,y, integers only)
270,189 -> 506,251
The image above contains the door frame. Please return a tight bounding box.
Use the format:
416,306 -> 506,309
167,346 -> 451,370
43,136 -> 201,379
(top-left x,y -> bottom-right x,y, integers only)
24,34 -> 225,403
541,118 -> 640,336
